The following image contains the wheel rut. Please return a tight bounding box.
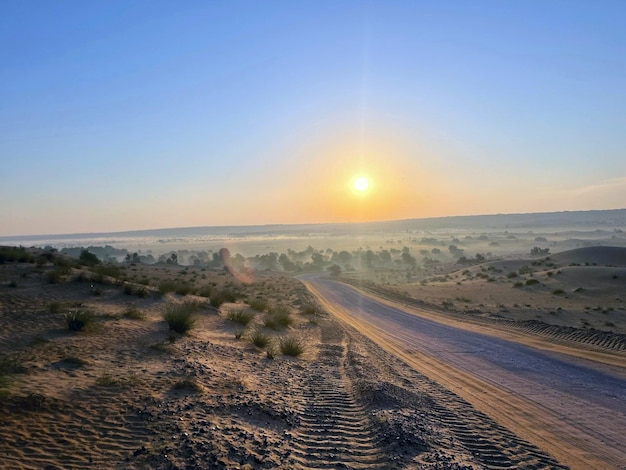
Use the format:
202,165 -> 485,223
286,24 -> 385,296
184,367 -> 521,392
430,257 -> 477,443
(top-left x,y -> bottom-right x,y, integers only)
290,324 -> 386,469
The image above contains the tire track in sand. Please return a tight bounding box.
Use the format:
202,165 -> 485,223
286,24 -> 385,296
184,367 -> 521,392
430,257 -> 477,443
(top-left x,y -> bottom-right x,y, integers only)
290,324 -> 386,469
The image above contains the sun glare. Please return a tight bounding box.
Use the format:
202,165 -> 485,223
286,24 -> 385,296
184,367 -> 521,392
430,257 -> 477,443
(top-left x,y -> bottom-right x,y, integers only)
353,176 -> 369,192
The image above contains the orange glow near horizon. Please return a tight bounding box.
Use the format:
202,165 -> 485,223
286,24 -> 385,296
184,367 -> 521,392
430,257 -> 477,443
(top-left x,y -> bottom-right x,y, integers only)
267,126 -> 443,224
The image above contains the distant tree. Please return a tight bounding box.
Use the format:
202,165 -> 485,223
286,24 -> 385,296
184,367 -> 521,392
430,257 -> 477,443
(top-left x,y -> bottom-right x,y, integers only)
401,251 -> 417,266
530,247 -> 550,256
328,264 -> 342,276
279,253 -> 297,271
79,249 -> 100,266
449,244 -> 464,257
166,253 -> 178,265
311,253 -> 325,267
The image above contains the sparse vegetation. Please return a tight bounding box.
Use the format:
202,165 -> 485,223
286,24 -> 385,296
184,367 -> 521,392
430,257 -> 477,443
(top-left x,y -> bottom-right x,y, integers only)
263,305 -> 293,330
226,307 -> 255,326
265,342 -> 278,359
95,373 -> 122,387
250,329 -> 271,348
172,377 -> 204,393
47,266 -> 71,284
210,288 -> 238,308
247,297 -> 269,312
123,307 -> 146,321
164,302 -> 199,334
301,304 -> 319,315
64,309 -> 95,332
279,336 -> 305,357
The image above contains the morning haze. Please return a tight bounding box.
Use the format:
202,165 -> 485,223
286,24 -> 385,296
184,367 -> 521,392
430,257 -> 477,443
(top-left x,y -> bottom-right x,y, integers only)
2,2 -> 625,236
1,2 -> 625,470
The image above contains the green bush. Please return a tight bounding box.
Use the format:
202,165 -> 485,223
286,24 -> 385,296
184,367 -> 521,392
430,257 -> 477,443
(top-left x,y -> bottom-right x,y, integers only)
264,305 -> 293,330
64,309 -> 94,332
247,297 -> 269,312
210,288 -> 239,308
279,336 -> 305,357
79,249 -> 100,266
164,302 -> 199,334
250,329 -> 271,348
0,246 -> 34,264
525,279 -> 539,286
227,307 -> 255,326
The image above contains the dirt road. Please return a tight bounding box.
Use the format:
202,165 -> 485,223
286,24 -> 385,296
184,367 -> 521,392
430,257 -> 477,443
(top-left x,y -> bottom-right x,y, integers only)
303,275 -> 626,470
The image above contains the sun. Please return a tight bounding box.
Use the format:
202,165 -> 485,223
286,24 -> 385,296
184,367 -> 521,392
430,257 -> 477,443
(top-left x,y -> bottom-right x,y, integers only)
353,176 -> 369,192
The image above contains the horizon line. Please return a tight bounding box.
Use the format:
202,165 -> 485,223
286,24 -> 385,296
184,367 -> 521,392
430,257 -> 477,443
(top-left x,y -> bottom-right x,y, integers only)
2,207 -> 625,240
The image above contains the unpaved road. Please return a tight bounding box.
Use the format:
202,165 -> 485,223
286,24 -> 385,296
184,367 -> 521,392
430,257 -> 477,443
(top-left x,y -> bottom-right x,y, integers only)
303,275 -> 626,470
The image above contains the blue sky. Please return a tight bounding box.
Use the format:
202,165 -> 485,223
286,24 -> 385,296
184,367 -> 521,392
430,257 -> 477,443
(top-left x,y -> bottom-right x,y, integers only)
1,1 -> 625,236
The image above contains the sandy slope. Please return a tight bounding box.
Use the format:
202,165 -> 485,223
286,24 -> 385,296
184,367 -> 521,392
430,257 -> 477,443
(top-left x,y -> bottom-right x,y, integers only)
0,265 -> 490,469
0,259 -> 581,469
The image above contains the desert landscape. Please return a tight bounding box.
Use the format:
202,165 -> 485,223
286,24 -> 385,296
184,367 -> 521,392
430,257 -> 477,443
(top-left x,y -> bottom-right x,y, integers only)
1,212 -> 625,469
3,3 -> 626,469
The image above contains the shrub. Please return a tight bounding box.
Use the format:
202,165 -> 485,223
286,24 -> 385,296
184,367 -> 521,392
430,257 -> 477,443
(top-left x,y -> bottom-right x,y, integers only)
174,283 -> 193,296
123,307 -> 146,321
265,342 -> 278,360
264,305 -> 293,330
0,246 -> 35,264
552,288 -> 565,295
210,288 -> 238,308
47,267 -> 68,284
164,302 -> 198,334
172,378 -> 203,393
525,279 -> 539,286
301,304 -> 318,315
227,307 -> 255,326
196,285 -> 214,298
79,249 -> 100,266
90,264 -> 123,283
247,297 -> 269,312
134,286 -> 149,298
158,280 -> 179,295
250,329 -> 271,348
279,336 -> 305,357
64,309 -> 95,332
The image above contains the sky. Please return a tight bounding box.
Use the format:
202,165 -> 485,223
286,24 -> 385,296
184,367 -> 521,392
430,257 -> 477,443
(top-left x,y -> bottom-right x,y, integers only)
1,1 -> 625,236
